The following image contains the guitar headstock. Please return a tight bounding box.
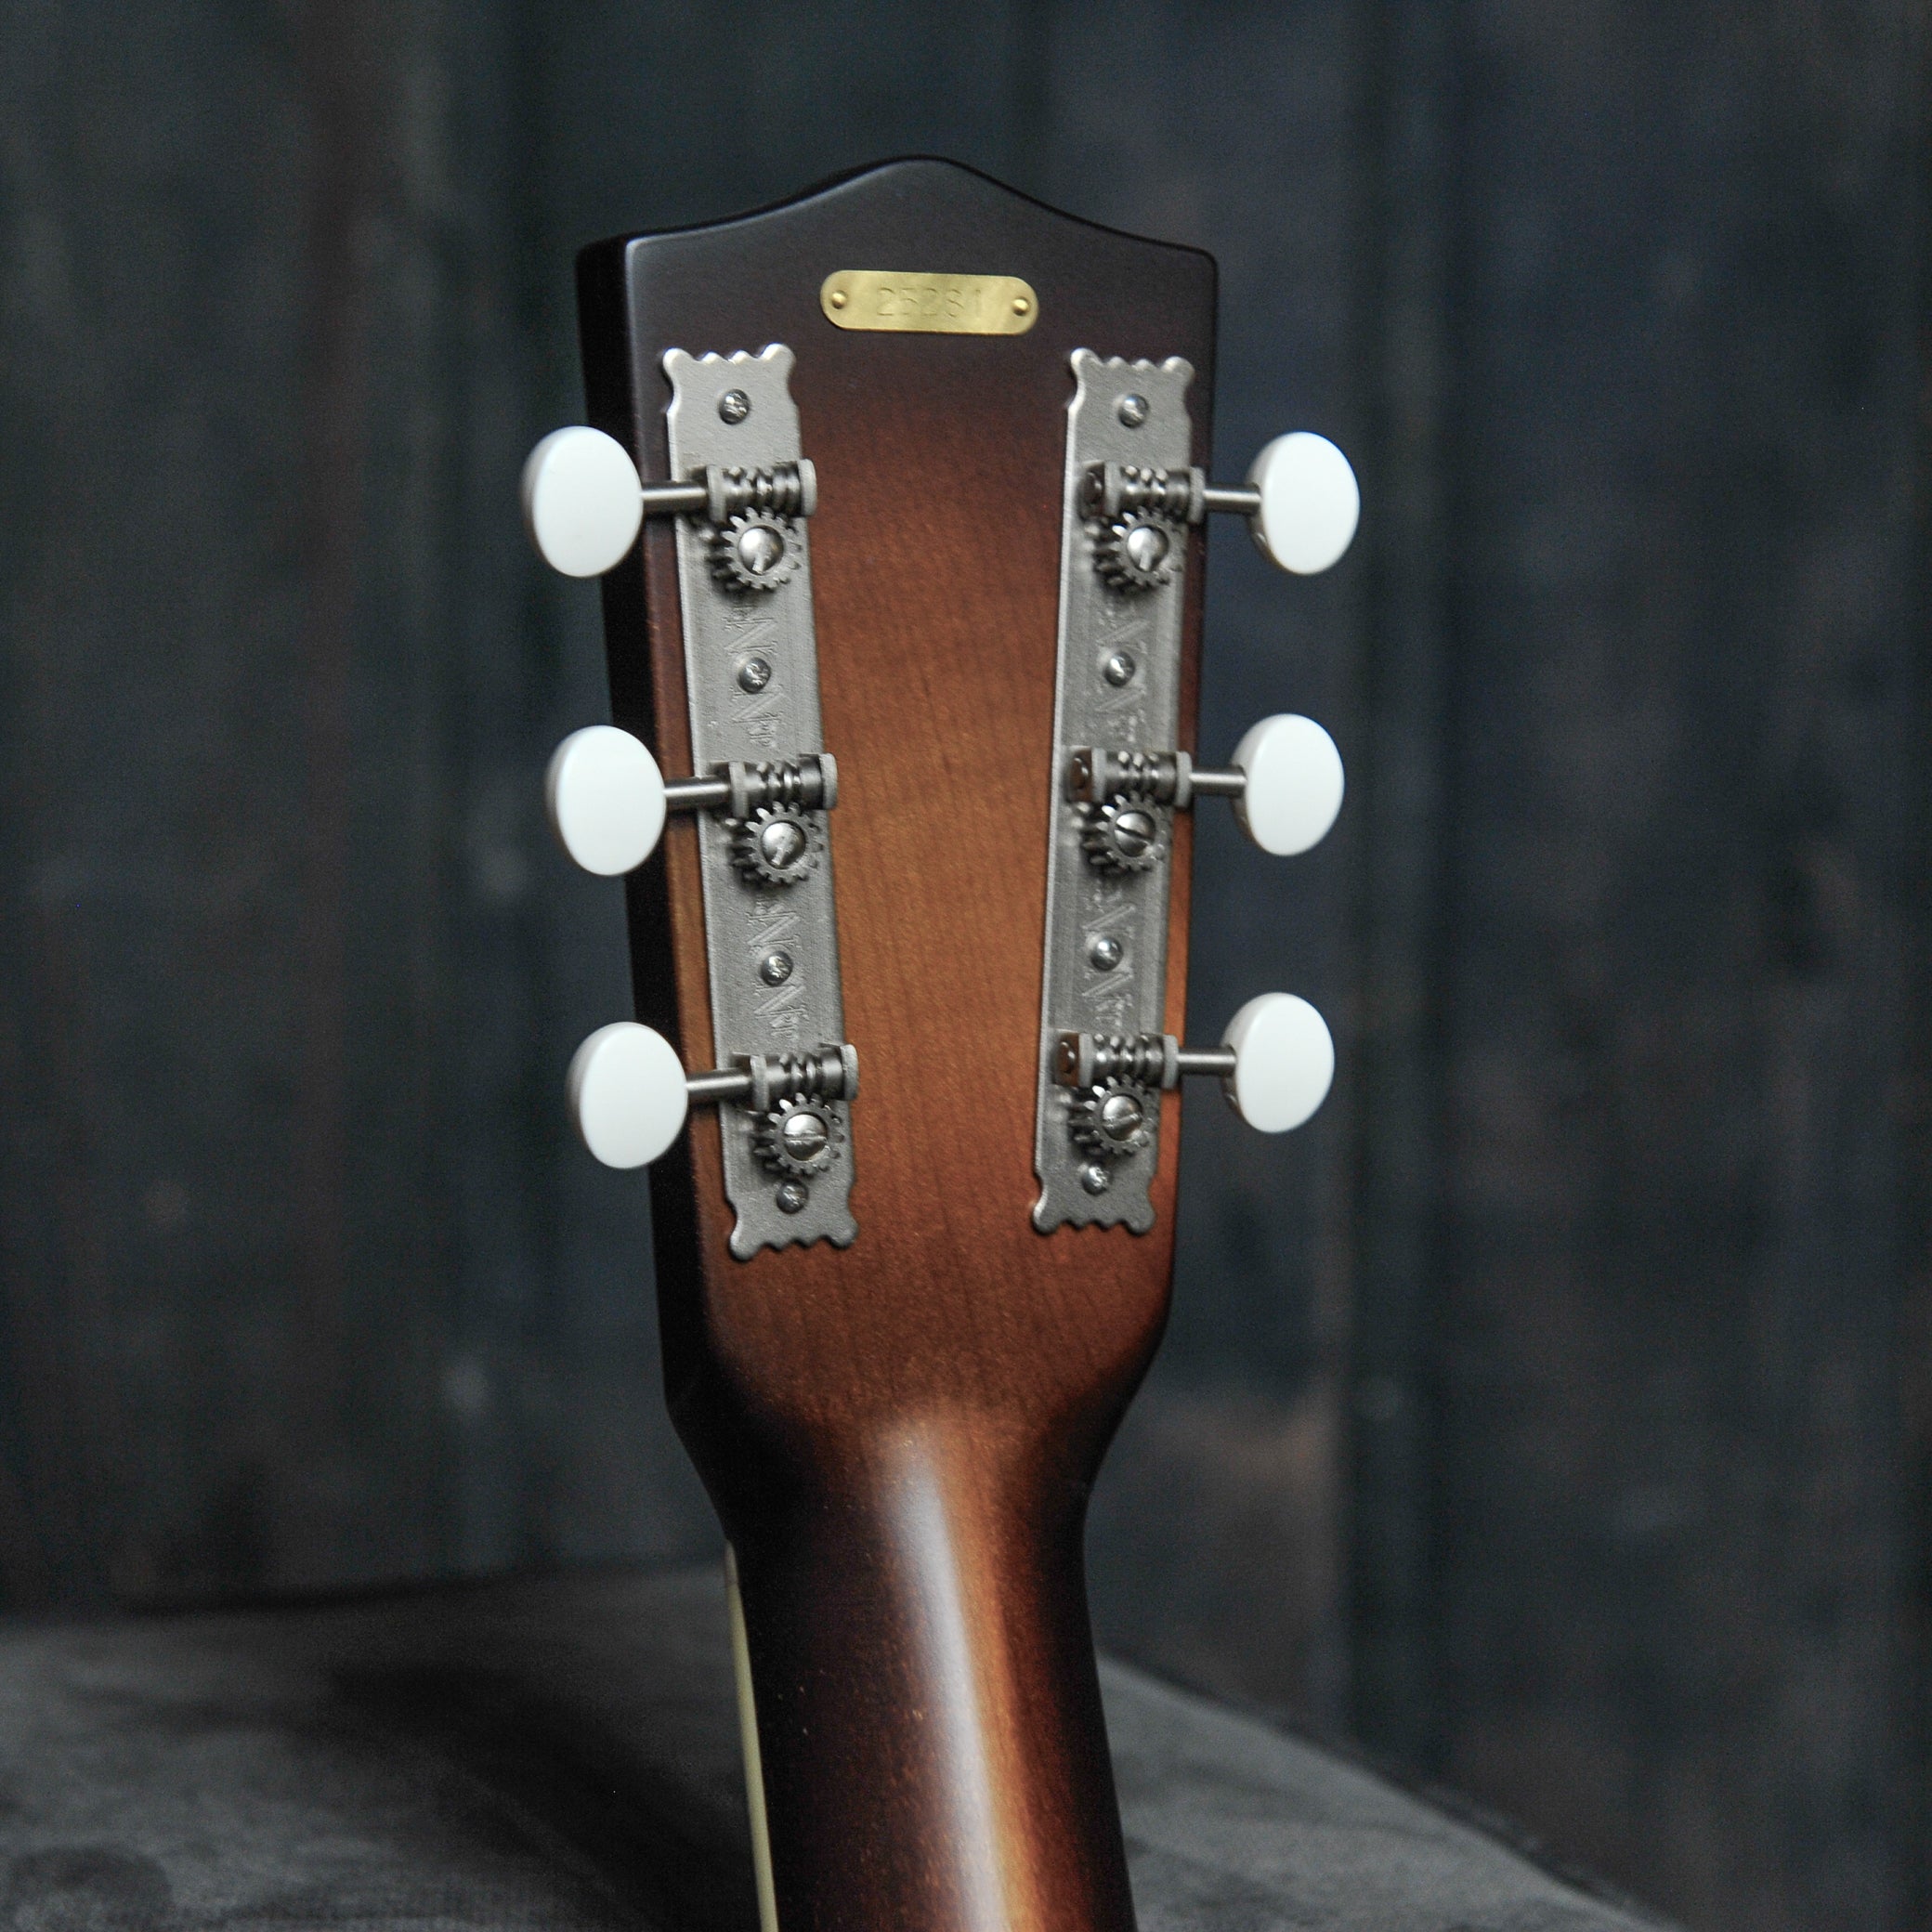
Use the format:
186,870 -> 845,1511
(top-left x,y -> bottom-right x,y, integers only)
522,156 -> 1355,1932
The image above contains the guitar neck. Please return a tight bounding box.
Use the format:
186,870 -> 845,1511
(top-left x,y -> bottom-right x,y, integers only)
732,1410 -> 1137,1932
579,165 -> 1208,1928
528,157 -> 1348,1932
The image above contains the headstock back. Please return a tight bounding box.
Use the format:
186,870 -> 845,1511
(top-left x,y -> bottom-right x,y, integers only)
574,161 -> 1216,1449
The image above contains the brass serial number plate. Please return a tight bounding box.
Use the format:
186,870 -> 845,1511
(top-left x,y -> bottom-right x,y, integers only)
820,270 -> 1038,335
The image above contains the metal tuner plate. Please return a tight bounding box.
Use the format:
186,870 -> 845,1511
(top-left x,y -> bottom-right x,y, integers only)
1033,350 -> 1197,1234
664,345 -> 856,1258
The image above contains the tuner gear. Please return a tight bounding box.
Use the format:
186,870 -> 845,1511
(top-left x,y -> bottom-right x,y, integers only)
752,1095 -> 844,1178
1069,1079 -> 1155,1161
1082,799 -> 1166,873
733,803 -> 822,886
1092,510 -> 1181,593
711,510 -> 803,592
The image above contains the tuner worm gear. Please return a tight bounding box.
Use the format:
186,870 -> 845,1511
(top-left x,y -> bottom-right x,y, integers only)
1070,1079 -> 1155,1162
711,511 -> 803,593
732,804 -> 822,886
1082,799 -> 1167,874
1092,512 -> 1181,593
752,1095 -> 843,1178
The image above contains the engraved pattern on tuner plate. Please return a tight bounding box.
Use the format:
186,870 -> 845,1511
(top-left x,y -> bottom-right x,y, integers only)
663,345 -> 856,1259
1033,351 -> 1195,1234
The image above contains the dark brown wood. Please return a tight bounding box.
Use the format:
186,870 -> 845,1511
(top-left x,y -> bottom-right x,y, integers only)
578,160 -> 1215,1932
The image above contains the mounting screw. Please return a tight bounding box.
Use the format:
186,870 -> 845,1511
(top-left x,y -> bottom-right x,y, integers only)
733,524 -> 785,578
758,817 -> 807,872
738,657 -> 773,693
1079,1162 -> 1112,1195
776,1180 -> 810,1214
829,288 -> 848,309
1088,934 -> 1124,972
1103,650 -> 1136,687
1012,295 -> 1031,317
1108,808 -> 1156,862
718,390 -> 751,424
1117,394 -> 1149,428
1122,523 -> 1168,574
759,951 -> 793,986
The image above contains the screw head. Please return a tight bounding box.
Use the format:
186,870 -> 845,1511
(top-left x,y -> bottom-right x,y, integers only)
1110,809 -> 1156,861
1012,295 -> 1031,316
1123,522 -> 1168,574
738,657 -> 773,693
759,950 -> 793,986
776,1180 -> 810,1213
736,524 -> 785,577
758,816 -> 808,872
1117,393 -> 1150,428
718,389 -> 751,424
1103,650 -> 1137,687
829,289 -> 848,309
1098,1091 -> 1146,1143
1079,1162 -> 1112,1195
1088,934 -> 1124,972
780,1108 -> 830,1165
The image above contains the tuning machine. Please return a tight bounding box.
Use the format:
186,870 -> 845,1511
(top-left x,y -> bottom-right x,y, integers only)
1035,351 -> 1353,1234
569,1024 -> 857,1205
521,423 -> 816,583
1051,993 -> 1335,1195
525,345 -> 856,1258
545,724 -> 837,887
1065,713 -> 1344,868
1079,429 -> 1358,592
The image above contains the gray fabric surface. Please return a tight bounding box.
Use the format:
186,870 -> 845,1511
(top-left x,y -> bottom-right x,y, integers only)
0,1568 -> 1666,1930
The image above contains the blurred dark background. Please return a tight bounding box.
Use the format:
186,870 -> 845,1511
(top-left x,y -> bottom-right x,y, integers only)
2,5 -> 1926,1929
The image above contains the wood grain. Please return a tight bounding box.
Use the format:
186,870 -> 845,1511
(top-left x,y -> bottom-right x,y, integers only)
580,160 -> 1214,1932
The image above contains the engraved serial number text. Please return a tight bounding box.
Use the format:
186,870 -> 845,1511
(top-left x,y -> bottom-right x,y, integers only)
819,270 -> 1038,336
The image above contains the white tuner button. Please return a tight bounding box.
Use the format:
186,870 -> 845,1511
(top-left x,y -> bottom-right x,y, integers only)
546,725 -> 667,876
1230,714 -> 1345,856
568,1022 -> 689,1168
521,425 -> 644,578
1221,993 -> 1334,1133
1247,432 -> 1359,575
